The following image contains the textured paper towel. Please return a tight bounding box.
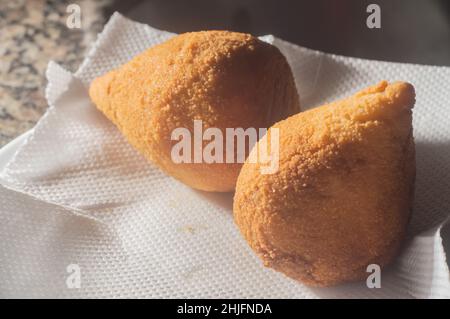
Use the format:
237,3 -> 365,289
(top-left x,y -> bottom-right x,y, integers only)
1,13 -> 449,298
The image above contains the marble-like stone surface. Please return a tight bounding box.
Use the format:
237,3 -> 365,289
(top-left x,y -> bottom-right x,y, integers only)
0,0 -> 112,146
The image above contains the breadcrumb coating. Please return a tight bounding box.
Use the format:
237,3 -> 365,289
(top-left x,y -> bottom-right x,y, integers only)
234,81 -> 415,286
89,31 -> 300,191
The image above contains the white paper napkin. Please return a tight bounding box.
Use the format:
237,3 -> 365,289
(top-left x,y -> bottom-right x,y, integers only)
0,12 -> 449,298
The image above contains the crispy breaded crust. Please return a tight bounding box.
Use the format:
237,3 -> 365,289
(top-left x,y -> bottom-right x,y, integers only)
234,81 -> 415,286
89,31 -> 300,191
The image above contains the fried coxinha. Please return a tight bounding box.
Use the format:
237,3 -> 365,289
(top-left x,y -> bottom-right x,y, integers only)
89,31 -> 300,192
234,81 -> 415,286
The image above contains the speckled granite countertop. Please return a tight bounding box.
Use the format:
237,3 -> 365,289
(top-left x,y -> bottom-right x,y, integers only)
0,0 -> 112,146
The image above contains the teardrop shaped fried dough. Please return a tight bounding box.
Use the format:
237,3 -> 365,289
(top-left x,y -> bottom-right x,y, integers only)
89,31 -> 300,192
234,81 -> 415,286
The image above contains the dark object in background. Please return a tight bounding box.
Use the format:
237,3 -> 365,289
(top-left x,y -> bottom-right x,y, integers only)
108,0 -> 450,66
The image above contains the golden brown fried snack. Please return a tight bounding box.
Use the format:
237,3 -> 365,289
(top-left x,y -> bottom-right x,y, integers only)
234,81 -> 415,286
89,31 -> 300,192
